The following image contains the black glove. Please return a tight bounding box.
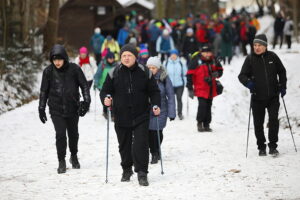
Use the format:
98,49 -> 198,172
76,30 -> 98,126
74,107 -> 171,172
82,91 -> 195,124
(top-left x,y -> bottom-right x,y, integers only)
211,71 -> 219,78
39,109 -> 47,124
169,117 -> 175,121
78,101 -> 89,117
246,81 -> 255,94
204,76 -> 212,85
280,88 -> 286,97
188,90 -> 194,99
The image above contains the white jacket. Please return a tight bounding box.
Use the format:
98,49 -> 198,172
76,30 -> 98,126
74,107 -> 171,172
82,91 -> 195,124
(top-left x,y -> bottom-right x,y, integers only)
283,20 -> 293,36
74,56 -> 97,81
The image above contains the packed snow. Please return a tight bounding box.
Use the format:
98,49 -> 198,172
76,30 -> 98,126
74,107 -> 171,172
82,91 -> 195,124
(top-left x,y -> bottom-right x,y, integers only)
1,17 -> 300,200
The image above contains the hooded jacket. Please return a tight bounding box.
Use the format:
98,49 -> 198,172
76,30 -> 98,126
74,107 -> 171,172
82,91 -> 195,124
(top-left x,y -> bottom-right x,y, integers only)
39,44 -> 91,117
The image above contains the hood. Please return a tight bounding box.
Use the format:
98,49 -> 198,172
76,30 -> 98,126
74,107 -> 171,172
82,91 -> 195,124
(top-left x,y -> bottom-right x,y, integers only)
49,44 -> 69,62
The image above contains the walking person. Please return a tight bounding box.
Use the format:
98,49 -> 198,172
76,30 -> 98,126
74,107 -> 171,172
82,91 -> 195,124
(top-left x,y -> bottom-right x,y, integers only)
100,44 -> 161,186
181,28 -> 199,66
74,46 -> 97,90
273,12 -> 285,49
186,45 -> 223,132
146,57 -> 176,164
94,51 -> 117,119
156,29 -> 175,63
238,34 -> 287,156
283,16 -> 293,49
90,27 -> 105,65
165,49 -> 187,120
38,44 -> 91,174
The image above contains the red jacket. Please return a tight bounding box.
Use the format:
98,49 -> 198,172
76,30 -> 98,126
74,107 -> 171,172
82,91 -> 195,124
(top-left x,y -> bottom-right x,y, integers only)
187,57 -> 223,99
196,25 -> 209,43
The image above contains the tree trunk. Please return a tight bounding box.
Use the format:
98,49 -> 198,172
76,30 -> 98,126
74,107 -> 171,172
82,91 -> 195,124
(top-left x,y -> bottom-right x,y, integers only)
165,0 -> 173,19
180,0 -> 187,19
43,0 -> 59,53
21,0 -> 30,43
1,0 -> 7,50
292,0 -> 299,42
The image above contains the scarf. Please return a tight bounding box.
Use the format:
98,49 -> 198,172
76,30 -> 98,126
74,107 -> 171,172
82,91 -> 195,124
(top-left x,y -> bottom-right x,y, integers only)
79,56 -> 90,67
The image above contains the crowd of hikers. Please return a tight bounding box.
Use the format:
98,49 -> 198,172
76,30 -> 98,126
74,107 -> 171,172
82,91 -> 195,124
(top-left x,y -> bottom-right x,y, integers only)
38,8 -> 292,186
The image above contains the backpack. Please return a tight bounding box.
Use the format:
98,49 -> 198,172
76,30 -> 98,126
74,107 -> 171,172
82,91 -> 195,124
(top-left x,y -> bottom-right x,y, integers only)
165,60 -> 185,85
289,23 -> 293,31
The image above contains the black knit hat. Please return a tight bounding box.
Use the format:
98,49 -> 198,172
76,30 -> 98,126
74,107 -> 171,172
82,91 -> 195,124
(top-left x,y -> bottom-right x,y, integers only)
120,43 -> 138,58
201,45 -> 212,52
253,34 -> 268,47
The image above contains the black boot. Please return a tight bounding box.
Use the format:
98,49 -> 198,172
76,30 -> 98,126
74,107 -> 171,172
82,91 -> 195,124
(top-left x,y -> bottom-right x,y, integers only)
121,168 -> 133,182
269,148 -> 279,156
203,125 -> 212,132
197,122 -> 204,132
69,155 -> 80,169
57,159 -> 66,174
150,152 -> 159,164
258,149 -> 267,156
178,114 -> 184,120
138,171 -> 149,186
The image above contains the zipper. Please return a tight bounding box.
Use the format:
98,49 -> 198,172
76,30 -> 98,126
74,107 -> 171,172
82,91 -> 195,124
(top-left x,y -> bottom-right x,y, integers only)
262,55 -> 270,97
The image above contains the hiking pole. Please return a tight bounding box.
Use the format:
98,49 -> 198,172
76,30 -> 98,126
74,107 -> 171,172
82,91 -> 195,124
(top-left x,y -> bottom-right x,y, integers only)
281,96 -> 297,152
153,106 -> 164,175
105,94 -> 111,183
94,89 -> 97,120
186,90 -> 189,116
246,94 -> 253,158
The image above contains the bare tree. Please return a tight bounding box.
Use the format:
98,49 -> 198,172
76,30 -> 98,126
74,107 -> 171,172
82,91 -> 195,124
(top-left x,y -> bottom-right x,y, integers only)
43,0 -> 60,53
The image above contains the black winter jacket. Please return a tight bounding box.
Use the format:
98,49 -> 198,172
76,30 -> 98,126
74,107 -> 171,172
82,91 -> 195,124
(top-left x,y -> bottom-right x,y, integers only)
238,51 -> 287,100
39,45 -> 90,117
100,62 -> 161,127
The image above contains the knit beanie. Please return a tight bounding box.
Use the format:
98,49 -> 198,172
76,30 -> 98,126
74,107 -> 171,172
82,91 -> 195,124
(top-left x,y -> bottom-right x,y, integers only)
253,34 -> 268,47
120,43 -> 139,58
169,49 -> 179,56
146,56 -> 161,69
79,46 -> 88,54
139,48 -> 149,56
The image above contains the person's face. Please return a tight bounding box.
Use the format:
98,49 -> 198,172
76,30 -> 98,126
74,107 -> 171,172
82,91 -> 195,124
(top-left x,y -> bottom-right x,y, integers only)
201,51 -> 213,59
80,53 -> 87,59
170,53 -> 178,60
107,57 -> 114,63
148,65 -> 159,75
53,59 -> 64,68
253,43 -> 267,55
121,51 -> 136,67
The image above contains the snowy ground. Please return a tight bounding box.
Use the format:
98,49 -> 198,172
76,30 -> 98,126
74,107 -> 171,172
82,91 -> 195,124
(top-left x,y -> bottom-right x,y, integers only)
1,43 -> 300,200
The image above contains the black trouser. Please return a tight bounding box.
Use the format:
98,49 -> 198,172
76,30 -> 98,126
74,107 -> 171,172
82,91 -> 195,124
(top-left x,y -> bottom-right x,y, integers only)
87,80 -> 93,90
148,41 -> 158,56
273,32 -> 284,49
241,41 -> 248,56
115,120 -> 149,173
174,86 -> 184,115
252,96 -> 280,150
51,115 -> 79,161
94,52 -> 102,65
285,35 -> 292,49
149,130 -> 163,154
197,97 -> 212,127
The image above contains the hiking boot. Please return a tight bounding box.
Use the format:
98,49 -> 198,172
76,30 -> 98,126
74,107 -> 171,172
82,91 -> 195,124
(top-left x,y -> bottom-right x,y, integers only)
121,169 -> 133,182
178,114 -> 184,120
204,126 -> 212,132
150,152 -> 159,164
197,122 -> 204,132
138,171 -> 149,186
258,149 -> 267,156
103,112 -> 108,119
69,155 -> 80,169
269,148 -> 279,156
57,160 -> 66,174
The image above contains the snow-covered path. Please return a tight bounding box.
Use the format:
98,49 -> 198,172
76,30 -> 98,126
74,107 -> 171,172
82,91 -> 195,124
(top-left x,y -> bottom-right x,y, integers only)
1,46 -> 300,200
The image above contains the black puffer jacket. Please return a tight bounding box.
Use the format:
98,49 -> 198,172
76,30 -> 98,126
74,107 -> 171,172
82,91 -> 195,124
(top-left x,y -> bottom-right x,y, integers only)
238,50 -> 287,100
100,62 -> 161,127
39,44 -> 91,117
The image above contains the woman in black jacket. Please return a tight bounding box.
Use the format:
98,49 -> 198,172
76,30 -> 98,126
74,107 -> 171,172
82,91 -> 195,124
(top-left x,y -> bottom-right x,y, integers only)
38,44 -> 91,174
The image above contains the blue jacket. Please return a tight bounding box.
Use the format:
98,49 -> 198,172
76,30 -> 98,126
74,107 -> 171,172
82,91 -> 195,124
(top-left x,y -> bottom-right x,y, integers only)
148,25 -> 161,42
90,33 -> 105,54
149,70 -> 176,131
164,58 -> 187,87
117,28 -> 129,46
